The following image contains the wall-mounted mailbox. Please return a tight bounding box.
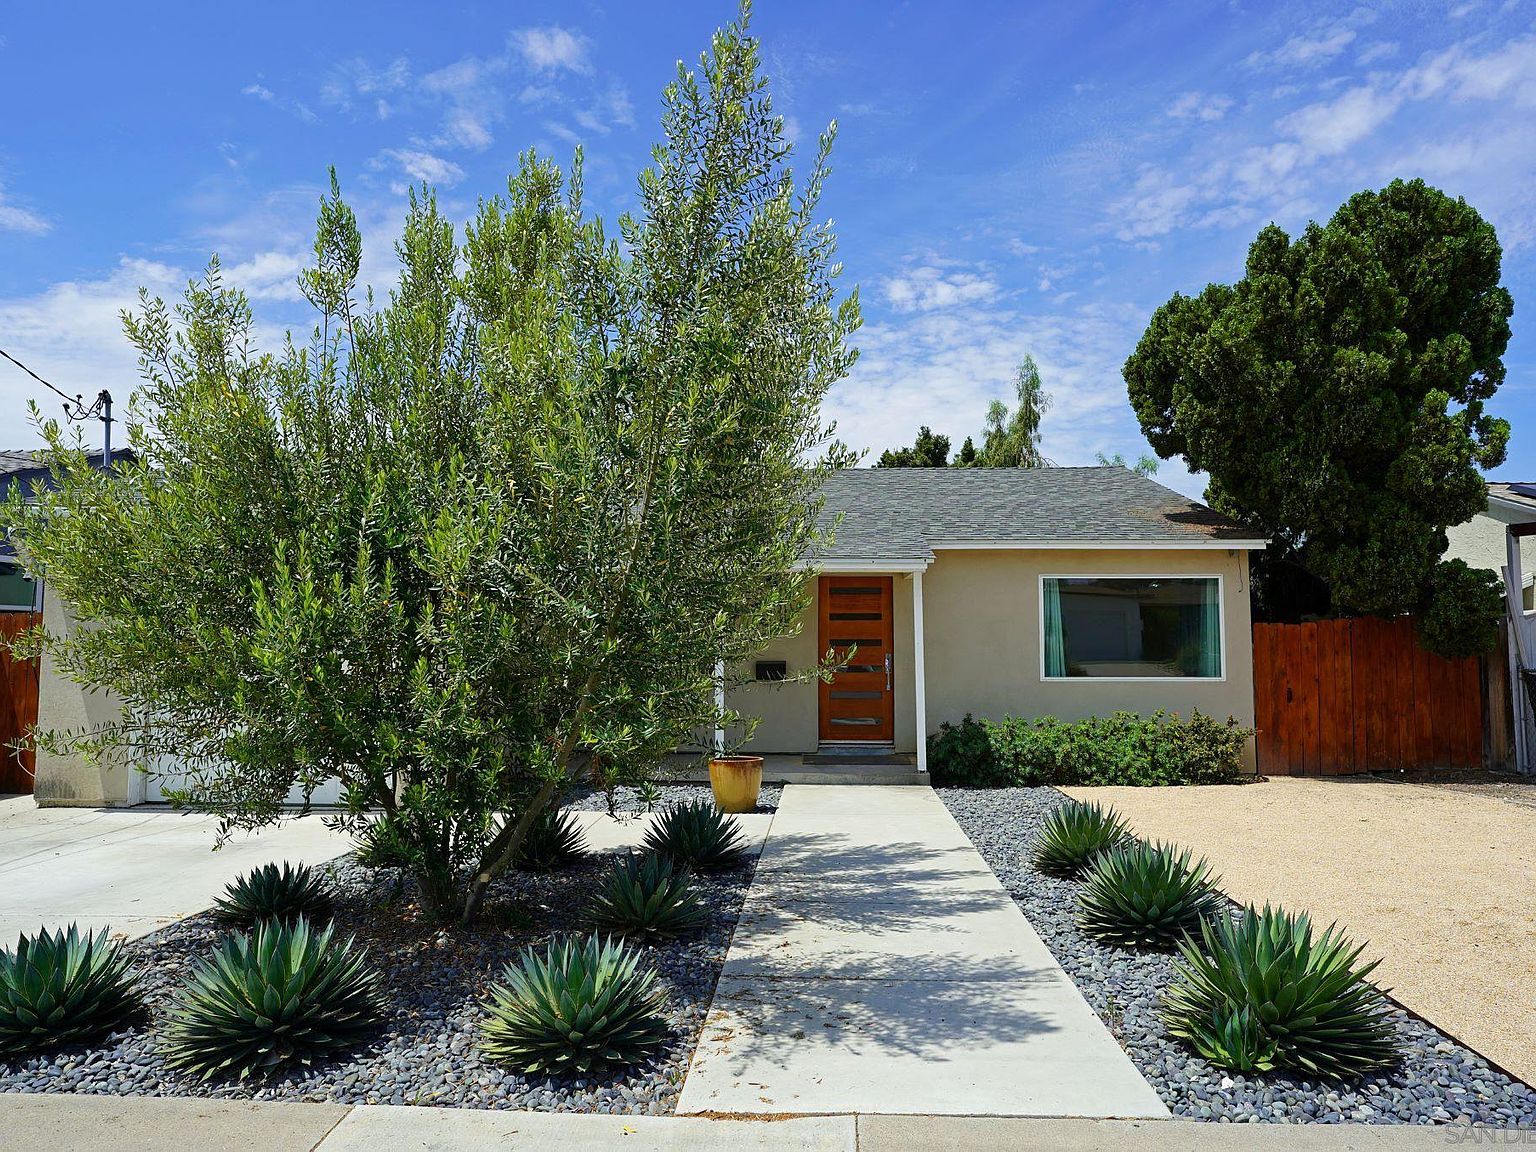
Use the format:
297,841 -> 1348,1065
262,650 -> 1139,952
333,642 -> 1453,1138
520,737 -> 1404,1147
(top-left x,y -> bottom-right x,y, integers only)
755,660 -> 788,682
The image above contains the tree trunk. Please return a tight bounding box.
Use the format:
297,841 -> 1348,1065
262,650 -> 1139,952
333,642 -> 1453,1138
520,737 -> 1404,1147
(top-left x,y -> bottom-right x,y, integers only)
460,777 -> 560,924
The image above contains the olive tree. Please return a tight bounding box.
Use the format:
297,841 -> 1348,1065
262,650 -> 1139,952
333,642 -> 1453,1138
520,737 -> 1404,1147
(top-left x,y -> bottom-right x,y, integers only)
7,8 -> 859,923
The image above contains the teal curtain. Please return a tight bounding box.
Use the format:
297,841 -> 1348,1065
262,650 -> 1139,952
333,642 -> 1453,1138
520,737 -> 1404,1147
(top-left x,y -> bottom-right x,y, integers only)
1199,578 -> 1222,677
1042,578 -> 1067,677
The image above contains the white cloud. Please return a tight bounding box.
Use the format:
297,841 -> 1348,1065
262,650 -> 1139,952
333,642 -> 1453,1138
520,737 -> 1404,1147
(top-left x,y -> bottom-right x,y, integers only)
0,179 -> 47,235
321,57 -> 411,115
828,296 -> 1200,490
514,27 -> 590,74
1167,92 -> 1234,122
1277,85 -> 1402,156
376,148 -> 466,187
882,266 -> 999,313
240,81 -> 317,124
1246,24 -> 1358,69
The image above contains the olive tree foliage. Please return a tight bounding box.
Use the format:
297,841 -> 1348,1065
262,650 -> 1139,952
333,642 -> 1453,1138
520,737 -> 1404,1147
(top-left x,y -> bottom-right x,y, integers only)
1123,179 -> 1512,658
6,10 -> 860,923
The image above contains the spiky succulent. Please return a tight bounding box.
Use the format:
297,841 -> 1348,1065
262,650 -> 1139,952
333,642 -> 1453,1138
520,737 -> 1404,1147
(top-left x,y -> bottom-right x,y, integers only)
0,925 -> 140,1058
212,862 -> 332,926
480,934 -> 670,1075
1076,840 -> 1226,950
1031,800 -> 1132,878
162,916 -> 384,1080
1161,904 -> 1402,1078
515,807 -> 589,872
588,853 -> 708,939
640,801 -> 746,871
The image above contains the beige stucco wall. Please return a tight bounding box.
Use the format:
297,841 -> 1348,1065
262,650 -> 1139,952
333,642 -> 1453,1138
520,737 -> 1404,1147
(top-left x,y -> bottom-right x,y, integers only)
1445,504 -> 1536,608
32,588 -> 137,807
729,548 -> 1256,765
725,578 -> 918,755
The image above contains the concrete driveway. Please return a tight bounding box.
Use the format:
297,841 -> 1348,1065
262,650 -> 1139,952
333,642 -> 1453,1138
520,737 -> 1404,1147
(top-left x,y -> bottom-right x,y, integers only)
0,796 -> 351,942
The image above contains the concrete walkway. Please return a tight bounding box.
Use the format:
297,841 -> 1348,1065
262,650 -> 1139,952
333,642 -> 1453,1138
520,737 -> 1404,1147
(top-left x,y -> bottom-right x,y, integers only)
0,1095 -> 1501,1151
0,796 -> 350,941
677,785 -> 1168,1118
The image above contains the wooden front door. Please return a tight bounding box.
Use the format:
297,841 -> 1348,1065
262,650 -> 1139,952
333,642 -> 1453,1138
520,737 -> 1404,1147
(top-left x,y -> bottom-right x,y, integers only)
818,575 -> 895,743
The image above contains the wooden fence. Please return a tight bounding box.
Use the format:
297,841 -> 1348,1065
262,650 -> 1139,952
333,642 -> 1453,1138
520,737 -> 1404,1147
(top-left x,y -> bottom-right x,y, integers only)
0,612 -> 40,793
1253,616 -> 1484,775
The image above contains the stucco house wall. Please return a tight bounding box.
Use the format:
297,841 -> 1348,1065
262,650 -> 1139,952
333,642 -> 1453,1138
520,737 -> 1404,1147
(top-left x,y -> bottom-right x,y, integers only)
32,589 -> 137,807
727,546 -> 1255,764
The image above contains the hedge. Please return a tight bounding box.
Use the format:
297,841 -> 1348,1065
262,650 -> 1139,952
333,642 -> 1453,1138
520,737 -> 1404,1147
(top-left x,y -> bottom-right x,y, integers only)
927,710 -> 1250,787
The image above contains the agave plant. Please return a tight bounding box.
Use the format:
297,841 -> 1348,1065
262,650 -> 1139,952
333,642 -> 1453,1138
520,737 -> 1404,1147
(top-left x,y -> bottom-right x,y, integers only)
1161,904 -> 1402,1078
480,934 -> 670,1075
0,925 -> 140,1058
1031,800 -> 1132,878
515,807 -> 589,872
162,916 -> 384,1080
588,853 -> 708,939
1076,840 -> 1226,950
640,801 -> 746,871
212,862 -> 332,926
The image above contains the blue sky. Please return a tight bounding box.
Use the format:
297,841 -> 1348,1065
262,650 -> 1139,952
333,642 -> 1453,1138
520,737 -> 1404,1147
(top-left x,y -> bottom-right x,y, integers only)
2,1 -> 1535,497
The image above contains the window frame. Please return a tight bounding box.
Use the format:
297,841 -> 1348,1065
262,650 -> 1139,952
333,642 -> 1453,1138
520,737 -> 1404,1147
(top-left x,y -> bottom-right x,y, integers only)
1037,572 -> 1227,683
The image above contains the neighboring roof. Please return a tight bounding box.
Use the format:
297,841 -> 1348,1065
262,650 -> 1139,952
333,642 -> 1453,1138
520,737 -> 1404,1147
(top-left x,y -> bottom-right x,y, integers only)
1489,482 -> 1536,512
811,466 -> 1264,564
0,449 -> 125,497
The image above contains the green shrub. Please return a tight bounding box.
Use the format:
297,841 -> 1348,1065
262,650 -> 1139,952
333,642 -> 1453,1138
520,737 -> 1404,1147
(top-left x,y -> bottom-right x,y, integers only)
212,862 -> 332,926
588,853 -> 708,939
515,807 -> 589,872
1161,904 -> 1401,1078
640,801 -> 746,870
928,709 -> 1249,787
1031,800 -> 1132,878
926,715 -> 1006,786
163,916 -> 384,1080
1076,840 -> 1225,949
480,934 -> 670,1075
0,925 -> 140,1057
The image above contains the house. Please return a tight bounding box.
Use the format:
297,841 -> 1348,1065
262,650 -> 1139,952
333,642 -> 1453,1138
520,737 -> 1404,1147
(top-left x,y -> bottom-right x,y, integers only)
30,463 -> 1264,806
727,466 -> 1264,774
1445,482 -> 1536,610
1444,482 -> 1536,772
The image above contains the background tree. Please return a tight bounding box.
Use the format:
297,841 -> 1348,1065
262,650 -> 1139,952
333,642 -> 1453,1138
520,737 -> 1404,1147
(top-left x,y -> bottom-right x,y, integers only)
6,7 -> 859,924
1123,178 -> 1512,657
876,425 -> 950,467
1095,451 -> 1159,477
977,354 -> 1053,467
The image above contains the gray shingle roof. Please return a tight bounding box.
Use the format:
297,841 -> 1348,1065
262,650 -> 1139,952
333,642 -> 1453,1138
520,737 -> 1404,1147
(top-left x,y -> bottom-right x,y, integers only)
812,466 -> 1262,562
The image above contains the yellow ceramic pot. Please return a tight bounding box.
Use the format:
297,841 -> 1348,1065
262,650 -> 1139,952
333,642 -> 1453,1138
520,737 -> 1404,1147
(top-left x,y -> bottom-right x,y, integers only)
708,754 -> 764,814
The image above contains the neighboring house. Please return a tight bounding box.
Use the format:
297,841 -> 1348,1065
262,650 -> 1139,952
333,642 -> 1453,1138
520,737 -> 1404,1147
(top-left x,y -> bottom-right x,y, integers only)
727,466 -> 1264,773
1445,482 -> 1536,773
34,463 -> 1265,806
1444,482 -> 1536,610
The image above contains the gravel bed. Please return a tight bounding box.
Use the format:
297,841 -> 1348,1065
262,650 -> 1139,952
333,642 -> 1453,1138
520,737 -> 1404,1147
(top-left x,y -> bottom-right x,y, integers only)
941,786 -> 1536,1127
0,850 -> 753,1112
567,780 -> 782,814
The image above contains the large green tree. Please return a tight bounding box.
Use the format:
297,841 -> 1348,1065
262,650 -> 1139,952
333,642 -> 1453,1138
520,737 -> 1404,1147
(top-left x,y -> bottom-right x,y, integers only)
1123,178 -> 1512,657
6,8 -> 859,923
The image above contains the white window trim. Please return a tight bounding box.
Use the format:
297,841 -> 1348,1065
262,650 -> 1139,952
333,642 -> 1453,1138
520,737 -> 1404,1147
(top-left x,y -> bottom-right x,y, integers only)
1038,573 -> 1228,684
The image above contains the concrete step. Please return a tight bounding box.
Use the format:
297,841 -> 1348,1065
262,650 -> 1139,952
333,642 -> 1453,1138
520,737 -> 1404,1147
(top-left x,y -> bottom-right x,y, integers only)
670,763 -> 928,786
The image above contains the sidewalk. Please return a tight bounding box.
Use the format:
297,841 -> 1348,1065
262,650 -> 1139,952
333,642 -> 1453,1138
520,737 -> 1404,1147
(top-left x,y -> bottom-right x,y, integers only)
676,785 -> 1167,1117
0,1094 -> 1499,1150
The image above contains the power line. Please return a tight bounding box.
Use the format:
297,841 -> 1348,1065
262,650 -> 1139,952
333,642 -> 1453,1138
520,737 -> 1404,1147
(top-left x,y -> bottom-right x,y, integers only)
0,346 -> 82,409
0,346 -> 115,464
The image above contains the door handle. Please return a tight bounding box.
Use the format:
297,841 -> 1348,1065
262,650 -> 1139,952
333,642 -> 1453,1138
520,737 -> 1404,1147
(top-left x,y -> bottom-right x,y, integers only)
885,653 -> 892,691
